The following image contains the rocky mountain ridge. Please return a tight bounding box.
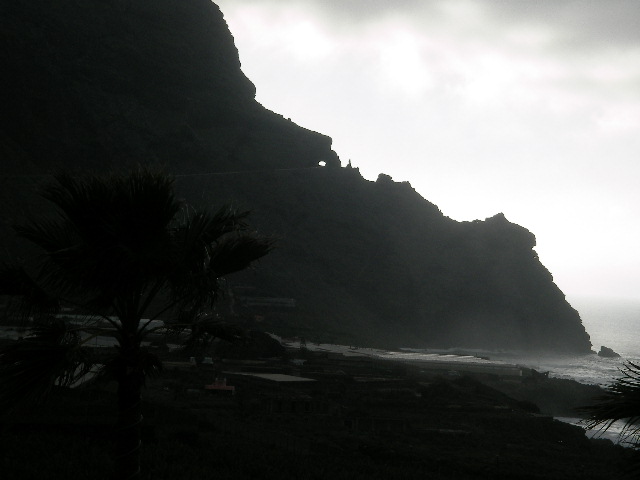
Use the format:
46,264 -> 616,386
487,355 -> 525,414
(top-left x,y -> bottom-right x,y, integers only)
0,0 -> 592,353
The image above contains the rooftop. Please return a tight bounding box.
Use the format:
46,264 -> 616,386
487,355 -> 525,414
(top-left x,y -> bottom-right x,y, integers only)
228,373 -> 316,383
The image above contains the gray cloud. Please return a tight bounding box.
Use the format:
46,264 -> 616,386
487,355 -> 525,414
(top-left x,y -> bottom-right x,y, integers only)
226,0 -> 640,48
486,0 -> 640,46
216,0 -> 640,298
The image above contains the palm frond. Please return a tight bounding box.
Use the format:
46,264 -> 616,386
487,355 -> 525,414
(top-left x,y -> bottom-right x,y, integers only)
42,170 -> 180,246
169,207 -> 252,268
209,233 -> 275,276
581,361 -> 640,446
14,170 -> 184,306
1,168 -> 275,479
0,318 -> 95,407
195,316 -> 247,343
0,263 -> 60,321
98,349 -> 163,386
180,314 -> 247,354
202,205 -> 252,242
164,211 -> 249,309
3,168 -> 273,398
14,217 -> 79,254
163,226 -> 273,312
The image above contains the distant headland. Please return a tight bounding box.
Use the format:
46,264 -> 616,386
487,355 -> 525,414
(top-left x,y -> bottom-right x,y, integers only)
0,0 -> 592,353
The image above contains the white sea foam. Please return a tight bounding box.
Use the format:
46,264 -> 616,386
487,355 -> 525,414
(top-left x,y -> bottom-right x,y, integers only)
555,417 -> 637,447
285,297 -> 640,386
412,296 -> 640,387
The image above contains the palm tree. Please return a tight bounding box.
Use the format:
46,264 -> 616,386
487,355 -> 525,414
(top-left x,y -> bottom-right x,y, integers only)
0,169 -> 273,479
582,361 -> 640,448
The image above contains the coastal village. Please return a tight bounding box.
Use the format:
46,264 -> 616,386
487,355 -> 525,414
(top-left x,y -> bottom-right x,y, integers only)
0,319 -> 638,478
141,336 -> 640,478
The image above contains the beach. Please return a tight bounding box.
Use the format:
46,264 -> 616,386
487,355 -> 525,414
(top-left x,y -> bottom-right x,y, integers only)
2,297 -> 639,477
2,339 -> 638,479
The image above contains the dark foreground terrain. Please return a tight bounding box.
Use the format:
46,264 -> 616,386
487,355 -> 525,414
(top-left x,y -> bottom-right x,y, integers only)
0,348 -> 637,480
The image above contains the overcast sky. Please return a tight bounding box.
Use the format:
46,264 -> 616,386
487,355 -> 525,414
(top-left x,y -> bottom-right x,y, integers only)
215,0 -> 640,301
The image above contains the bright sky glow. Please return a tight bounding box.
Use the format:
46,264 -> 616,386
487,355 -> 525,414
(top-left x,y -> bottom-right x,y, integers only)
215,0 -> 640,300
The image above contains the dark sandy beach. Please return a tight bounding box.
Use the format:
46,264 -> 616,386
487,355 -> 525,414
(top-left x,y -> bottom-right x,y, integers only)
1,346 -> 637,479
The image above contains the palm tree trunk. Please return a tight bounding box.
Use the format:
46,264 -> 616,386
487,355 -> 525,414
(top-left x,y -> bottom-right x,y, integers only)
115,346 -> 143,480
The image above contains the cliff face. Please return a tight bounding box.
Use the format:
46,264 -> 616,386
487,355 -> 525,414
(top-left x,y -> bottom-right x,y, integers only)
0,0 -> 591,353
0,0 -> 337,174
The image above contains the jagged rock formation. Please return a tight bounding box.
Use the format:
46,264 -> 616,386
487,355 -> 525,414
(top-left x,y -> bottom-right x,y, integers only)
597,346 -> 620,358
0,0 -> 592,353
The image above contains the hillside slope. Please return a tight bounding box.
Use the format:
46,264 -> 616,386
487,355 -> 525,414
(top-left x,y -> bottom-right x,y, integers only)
0,0 -> 591,353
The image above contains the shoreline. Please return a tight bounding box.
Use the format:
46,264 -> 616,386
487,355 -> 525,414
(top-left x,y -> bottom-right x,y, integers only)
284,338 -> 621,387
1,334 -> 637,478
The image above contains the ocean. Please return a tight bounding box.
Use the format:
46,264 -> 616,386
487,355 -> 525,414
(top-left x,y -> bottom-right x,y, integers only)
386,296 -> 640,387
383,296 -> 640,446
571,296 -> 640,360
541,296 -> 640,446
515,296 -> 640,387
296,296 -> 640,387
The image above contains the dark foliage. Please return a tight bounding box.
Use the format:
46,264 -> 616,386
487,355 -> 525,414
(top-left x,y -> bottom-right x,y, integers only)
0,318 -> 93,406
0,169 -> 273,479
582,362 -> 640,447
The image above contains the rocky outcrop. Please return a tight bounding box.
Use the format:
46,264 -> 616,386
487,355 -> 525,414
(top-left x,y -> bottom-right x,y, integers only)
0,0 -> 592,353
598,346 -> 621,358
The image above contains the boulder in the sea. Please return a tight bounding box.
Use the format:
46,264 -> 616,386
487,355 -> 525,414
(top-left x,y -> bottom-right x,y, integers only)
597,346 -> 621,358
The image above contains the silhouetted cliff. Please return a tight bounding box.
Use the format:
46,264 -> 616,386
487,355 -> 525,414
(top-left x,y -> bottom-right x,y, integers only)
0,0 -> 591,353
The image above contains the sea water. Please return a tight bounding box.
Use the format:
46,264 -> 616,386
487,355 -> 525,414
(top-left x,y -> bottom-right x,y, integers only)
521,296 -> 640,387
387,296 -> 640,387
548,296 -> 640,445
571,296 -> 640,360
399,296 -> 640,445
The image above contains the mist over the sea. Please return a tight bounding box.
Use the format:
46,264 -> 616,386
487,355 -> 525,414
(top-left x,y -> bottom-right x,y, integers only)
571,296 -> 640,358
511,297 -> 640,386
